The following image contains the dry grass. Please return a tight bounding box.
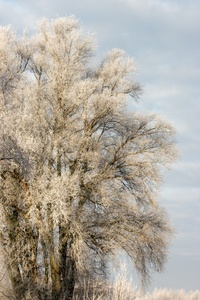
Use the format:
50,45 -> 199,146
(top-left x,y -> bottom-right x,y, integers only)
0,263 -> 200,299
143,289 -> 200,300
72,264 -> 200,300
72,265 -> 200,300
73,283 -> 200,300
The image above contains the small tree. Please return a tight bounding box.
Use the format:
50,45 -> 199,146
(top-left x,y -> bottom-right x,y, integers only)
0,17 -> 178,300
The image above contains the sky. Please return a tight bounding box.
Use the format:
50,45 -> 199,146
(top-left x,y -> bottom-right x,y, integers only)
0,0 -> 200,293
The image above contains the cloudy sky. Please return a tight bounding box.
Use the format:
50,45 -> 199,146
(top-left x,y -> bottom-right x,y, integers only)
0,0 -> 199,292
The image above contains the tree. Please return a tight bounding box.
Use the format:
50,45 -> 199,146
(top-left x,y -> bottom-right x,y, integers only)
0,17 -> 178,300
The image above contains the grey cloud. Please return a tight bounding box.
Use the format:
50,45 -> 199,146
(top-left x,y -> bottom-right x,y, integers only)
151,252 -> 200,291
163,162 -> 200,188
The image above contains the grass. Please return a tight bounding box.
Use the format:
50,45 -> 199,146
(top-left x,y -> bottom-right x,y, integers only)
0,263 -> 200,299
72,267 -> 200,300
72,282 -> 200,300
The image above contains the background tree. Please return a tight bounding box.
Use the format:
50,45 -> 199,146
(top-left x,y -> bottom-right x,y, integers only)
0,17 -> 178,300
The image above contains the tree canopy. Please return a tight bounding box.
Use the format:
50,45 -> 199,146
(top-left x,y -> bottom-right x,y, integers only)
0,17 -> 178,300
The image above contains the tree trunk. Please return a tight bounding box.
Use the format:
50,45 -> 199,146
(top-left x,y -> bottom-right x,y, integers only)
62,255 -> 76,300
59,226 -> 76,300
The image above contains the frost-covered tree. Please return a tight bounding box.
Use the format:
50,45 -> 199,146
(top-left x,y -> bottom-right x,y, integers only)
0,17 -> 178,300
